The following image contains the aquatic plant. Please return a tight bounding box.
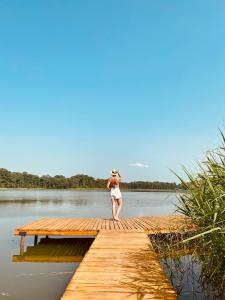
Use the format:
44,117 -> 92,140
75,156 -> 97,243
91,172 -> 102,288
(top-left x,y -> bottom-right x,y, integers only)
151,233 -> 225,299
176,130 -> 225,237
174,130 -> 225,295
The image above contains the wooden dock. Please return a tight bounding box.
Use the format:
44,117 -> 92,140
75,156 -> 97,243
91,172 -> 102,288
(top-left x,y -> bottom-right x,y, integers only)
14,216 -> 194,299
61,231 -> 176,300
14,215 -> 193,237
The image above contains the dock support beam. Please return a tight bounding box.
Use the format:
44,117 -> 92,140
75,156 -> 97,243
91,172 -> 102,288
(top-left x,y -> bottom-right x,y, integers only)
34,235 -> 38,246
19,232 -> 27,255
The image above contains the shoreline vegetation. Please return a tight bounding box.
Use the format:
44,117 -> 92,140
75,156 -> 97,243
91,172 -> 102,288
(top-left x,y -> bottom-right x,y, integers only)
150,131 -> 225,297
0,168 -> 180,191
175,132 -> 225,291
0,187 -> 180,192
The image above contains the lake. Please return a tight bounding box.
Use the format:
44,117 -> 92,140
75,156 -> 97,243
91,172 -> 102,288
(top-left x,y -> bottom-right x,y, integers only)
0,189 -> 178,300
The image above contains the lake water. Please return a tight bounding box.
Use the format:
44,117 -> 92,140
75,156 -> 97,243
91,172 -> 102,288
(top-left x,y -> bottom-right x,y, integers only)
0,189 -> 178,300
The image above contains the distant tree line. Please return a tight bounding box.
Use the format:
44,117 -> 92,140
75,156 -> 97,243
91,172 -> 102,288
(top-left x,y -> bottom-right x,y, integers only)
0,168 -> 180,190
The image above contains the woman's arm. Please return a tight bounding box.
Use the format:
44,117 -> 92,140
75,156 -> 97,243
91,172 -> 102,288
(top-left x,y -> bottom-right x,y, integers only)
106,179 -> 111,190
117,173 -> 121,182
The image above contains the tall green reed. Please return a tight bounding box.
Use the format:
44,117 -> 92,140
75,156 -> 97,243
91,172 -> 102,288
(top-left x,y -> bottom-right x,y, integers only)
175,131 -> 225,292
176,131 -> 225,235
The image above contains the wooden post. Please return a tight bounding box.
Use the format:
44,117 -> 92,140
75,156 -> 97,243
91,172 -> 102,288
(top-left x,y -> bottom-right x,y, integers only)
19,232 -> 26,255
34,235 -> 38,246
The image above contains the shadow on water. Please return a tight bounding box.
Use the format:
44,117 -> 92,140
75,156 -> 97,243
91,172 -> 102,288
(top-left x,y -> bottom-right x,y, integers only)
7,237 -> 94,300
12,237 -> 94,263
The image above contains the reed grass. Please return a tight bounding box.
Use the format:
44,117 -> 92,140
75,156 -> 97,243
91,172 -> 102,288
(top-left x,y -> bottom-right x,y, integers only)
174,130 -> 225,294
176,131 -> 225,237
121,131 -> 225,299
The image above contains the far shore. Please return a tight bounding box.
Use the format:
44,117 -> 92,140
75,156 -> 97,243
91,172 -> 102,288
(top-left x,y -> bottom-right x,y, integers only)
0,187 -> 183,192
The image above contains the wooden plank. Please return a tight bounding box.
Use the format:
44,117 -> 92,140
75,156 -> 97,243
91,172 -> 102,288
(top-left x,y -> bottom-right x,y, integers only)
75,218 -> 89,231
14,216 -> 195,299
112,219 -> 119,230
123,218 -> 138,231
115,219 -> 124,231
61,290 -> 176,300
17,217 -> 49,230
66,219 -> 83,231
105,218 -> 110,230
133,218 -> 149,230
98,219 -> 104,230
81,218 -> 94,231
14,215 -> 192,235
135,217 -> 153,231
61,231 -> 177,300
120,219 -> 131,230
118,219 -> 128,231
92,218 -> 101,231
108,219 -> 114,230
14,230 -> 98,236
12,255 -> 83,263
15,218 -> 54,233
49,218 -> 73,232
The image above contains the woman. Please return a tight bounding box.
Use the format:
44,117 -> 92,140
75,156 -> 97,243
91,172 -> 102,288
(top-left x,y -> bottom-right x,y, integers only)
107,169 -> 122,221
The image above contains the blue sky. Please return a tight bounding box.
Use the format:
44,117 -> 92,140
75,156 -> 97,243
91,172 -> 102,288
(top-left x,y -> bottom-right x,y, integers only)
0,0 -> 225,182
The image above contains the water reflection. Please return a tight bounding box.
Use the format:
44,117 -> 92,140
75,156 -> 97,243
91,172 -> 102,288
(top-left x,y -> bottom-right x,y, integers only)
0,189 -> 178,219
0,190 -> 178,300
13,237 -> 94,263
151,234 -> 225,300
0,199 -> 89,205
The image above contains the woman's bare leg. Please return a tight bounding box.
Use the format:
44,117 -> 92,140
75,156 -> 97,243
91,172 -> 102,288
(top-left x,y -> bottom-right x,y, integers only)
111,197 -> 116,219
114,198 -> 122,221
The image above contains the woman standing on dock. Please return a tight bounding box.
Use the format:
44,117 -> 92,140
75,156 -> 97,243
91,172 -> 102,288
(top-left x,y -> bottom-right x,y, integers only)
107,169 -> 122,221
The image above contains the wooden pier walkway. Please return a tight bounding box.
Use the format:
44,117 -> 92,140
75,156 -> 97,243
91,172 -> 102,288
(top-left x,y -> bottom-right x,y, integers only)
14,215 -> 192,237
14,216 -> 194,299
61,231 -> 176,300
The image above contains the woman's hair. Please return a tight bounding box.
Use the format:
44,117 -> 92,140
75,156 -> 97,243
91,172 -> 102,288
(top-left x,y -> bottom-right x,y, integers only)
116,171 -> 121,178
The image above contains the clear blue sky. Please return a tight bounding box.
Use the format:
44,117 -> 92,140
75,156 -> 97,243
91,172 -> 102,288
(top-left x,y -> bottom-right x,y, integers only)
0,0 -> 225,182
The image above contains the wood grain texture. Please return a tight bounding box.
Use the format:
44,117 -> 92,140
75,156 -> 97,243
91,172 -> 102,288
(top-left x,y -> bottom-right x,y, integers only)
60,231 -> 177,300
14,215 -> 194,236
14,216 -> 195,299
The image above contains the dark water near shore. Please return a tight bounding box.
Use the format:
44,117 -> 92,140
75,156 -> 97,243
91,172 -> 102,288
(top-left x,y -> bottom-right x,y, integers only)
0,189 -> 178,300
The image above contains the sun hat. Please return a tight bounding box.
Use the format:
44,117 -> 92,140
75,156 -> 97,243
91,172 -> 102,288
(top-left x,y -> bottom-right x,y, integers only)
110,169 -> 118,176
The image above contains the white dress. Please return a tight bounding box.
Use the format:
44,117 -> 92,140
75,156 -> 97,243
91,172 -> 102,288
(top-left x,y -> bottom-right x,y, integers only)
110,186 -> 122,199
